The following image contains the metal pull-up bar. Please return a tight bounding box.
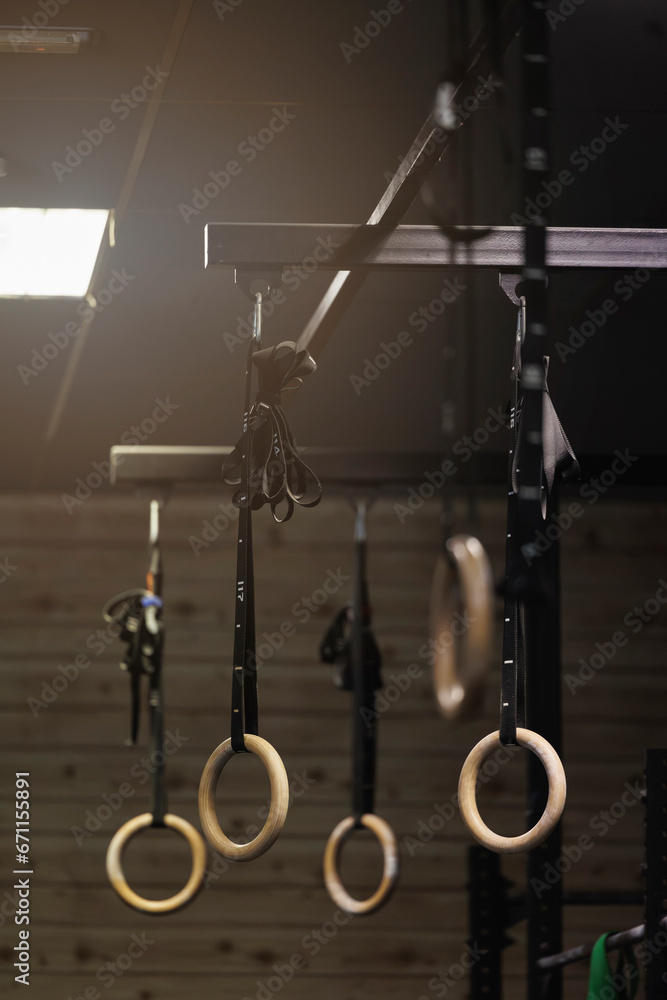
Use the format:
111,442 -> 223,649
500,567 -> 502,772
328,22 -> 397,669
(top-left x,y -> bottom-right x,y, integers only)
537,917 -> 667,972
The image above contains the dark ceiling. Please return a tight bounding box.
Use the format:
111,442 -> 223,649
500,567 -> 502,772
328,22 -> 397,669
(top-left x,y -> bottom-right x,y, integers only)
1,0 -> 666,492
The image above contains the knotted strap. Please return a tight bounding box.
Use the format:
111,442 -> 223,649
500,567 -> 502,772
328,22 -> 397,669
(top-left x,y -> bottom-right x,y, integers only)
223,341 -> 322,523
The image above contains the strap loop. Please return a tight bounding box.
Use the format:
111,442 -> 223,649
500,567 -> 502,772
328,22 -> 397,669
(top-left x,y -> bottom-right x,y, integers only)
223,340 -> 322,524
587,933 -> 639,1000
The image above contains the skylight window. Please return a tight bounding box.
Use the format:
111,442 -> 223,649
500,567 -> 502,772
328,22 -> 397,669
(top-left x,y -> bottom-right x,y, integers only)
0,207 -> 109,298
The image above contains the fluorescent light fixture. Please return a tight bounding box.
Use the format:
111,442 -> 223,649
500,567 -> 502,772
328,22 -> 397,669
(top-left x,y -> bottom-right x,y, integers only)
0,208 -> 109,298
0,27 -> 96,54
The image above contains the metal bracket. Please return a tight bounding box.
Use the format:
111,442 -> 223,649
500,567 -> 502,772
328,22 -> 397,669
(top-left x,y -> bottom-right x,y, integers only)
234,268 -> 283,301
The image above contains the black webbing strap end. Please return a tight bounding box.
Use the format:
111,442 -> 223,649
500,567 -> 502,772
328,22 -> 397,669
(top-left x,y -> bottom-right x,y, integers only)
229,328 -> 261,753
350,504 -> 379,824
127,659 -> 141,747
353,686 -> 378,819
149,779 -> 167,827
231,663 -> 249,753
146,627 -> 168,826
499,666 -> 519,746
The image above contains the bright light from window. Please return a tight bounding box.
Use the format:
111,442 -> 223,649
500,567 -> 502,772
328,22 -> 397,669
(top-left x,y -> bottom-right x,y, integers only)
0,208 -> 109,298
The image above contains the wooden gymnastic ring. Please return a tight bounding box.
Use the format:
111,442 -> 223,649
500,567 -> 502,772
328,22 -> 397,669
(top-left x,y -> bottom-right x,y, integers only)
458,728 -> 566,854
106,812 -> 207,914
429,534 -> 493,722
323,813 -> 399,915
198,734 -> 289,861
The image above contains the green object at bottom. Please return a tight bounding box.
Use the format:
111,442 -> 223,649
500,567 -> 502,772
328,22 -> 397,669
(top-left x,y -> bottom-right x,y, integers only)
587,933 -> 639,1000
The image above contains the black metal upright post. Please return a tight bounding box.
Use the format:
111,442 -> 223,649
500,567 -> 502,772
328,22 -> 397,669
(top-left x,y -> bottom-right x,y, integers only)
644,750 -> 667,1000
518,1 -> 563,993
526,488 -> 563,1000
469,846 -> 508,1000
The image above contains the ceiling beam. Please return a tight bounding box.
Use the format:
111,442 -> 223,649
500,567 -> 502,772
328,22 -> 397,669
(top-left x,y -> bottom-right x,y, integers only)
206,224 -> 667,272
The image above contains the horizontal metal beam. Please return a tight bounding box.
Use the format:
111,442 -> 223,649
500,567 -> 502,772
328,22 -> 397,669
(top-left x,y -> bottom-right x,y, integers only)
109,448 -> 667,493
205,224 -> 667,271
110,446 -> 444,491
537,917 -> 667,971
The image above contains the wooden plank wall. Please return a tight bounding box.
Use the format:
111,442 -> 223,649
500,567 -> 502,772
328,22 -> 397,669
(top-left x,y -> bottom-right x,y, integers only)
1,490 -> 666,1000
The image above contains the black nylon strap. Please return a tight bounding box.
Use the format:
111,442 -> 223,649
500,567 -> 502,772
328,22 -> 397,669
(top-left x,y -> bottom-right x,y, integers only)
319,505 -> 382,824
230,325 -> 259,754
500,313 -> 526,745
351,514 -> 381,822
128,616 -> 143,748
144,503 -> 167,825
101,588 -> 150,745
101,505 -> 168,825
227,305 -> 321,753
145,595 -> 166,827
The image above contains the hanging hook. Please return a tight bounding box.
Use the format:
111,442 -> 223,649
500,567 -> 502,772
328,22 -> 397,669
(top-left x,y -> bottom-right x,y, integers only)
518,294 -> 526,347
149,498 -> 160,548
347,492 -> 377,539
354,498 -> 367,544
253,291 -> 263,349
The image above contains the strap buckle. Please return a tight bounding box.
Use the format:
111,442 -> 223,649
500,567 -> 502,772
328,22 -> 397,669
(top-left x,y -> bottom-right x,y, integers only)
249,398 -> 272,431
